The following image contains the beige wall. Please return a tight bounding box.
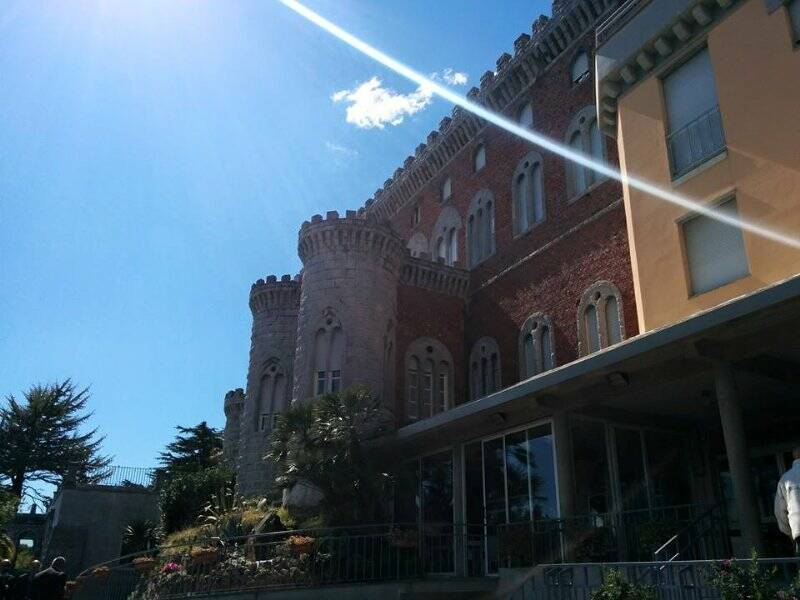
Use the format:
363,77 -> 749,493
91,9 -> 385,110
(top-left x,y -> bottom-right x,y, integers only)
617,0 -> 800,332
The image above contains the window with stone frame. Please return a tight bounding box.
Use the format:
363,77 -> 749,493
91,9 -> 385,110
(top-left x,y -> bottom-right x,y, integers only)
565,105 -> 605,199
405,338 -> 453,422
519,103 -> 534,129
577,281 -> 625,356
441,177 -> 452,202
466,190 -> 495,268
256,359 -> 287,432
474,143 -> 487,172
519,314 -> 555,379
412,203 -> 421,227
570,51 -> 590,84
312,310 -> 344,395
469,337 -> 502,401
407,232 -> 428,258
512,152 -> 546,235
431,206 -> 462,267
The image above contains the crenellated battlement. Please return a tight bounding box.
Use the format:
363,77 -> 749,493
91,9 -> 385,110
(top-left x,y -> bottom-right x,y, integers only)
223,388 -> 245,416
297,210 -> 406,270
361,0 -> 620,223
249,274 -> 302,314
400,252 -> 470,299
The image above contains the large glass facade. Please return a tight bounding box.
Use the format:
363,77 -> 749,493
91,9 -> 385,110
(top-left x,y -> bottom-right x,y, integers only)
572,420 -> 612,516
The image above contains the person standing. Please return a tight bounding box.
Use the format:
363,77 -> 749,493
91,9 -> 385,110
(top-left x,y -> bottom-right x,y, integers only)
775,448 -> 800,555
30,558 -> 66,600
13,560 -> 40,600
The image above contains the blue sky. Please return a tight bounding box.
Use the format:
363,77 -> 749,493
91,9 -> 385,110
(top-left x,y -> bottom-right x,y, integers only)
0,0 -> 551,472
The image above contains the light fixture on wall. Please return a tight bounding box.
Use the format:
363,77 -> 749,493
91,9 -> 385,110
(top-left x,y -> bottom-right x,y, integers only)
606,371 -> 630,388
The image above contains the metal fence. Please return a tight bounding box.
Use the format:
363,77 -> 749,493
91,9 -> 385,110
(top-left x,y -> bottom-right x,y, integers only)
73,466 -> 158,489
667,105 -> 726,178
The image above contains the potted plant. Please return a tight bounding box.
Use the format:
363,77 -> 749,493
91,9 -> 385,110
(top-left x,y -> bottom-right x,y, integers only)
286,535 -> 316,555
132,556 -> 156,572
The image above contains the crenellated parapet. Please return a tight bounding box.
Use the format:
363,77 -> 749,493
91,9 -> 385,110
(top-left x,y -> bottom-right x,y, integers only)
361,0 -> 620,222
222,388 -> 245,468
249,274 -> 302,315
400,252 -> 470,299
223,388 -> 245,416
297,210 -> 406,273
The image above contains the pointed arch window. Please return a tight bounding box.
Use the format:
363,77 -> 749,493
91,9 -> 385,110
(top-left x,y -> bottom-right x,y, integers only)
519,314 -> 556,379
565,106 -> 605,199
312,310 -> 345,395
474,144 -> 487,172
519,103 -> 534,129
578,281 -> 625,356
441,177 -> 452,202
405,338 -> 454,423
467,190 -> 495,268
469,337 -> 502,401
570,51 -> 590,84
257,359 -> 288,432
431,206 -> 462,267
512,152 -> 546,236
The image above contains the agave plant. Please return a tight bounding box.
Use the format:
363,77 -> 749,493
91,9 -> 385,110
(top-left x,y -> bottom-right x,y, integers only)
198,487 -> 260,538
122,520 -> 162,555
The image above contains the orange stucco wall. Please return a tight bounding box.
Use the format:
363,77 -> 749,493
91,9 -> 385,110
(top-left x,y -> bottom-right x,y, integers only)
616,0 -> 800,332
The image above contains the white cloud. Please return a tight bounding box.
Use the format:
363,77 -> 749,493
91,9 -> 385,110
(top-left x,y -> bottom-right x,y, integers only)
325,141 -> 358,156
331,77 -> 434,129
331,68 -> 469,130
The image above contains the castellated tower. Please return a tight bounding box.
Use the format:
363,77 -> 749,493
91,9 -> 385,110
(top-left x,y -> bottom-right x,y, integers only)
237,274 -> 301,497
222,388 -> 244,467
293,210 -> 405,412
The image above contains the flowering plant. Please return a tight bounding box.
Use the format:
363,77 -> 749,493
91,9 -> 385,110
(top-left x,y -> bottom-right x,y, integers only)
709,553 -> 777,600
160,562 -> 181,574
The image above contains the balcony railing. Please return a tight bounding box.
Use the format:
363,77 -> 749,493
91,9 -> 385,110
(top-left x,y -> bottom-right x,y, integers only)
667,105 -> 726,179
66,466 -> 159,490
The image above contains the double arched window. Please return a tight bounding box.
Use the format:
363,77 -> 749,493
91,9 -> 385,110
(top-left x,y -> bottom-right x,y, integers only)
312,309 -> 345,395
257,358 -> 288,432
469,337 -> 501,400
519,314 -> 555,379
405,338 -> 454,422
467,190 -> 495,267
512,152 -> 546,235
565,106 -> 605,199
578,281 -> 625,356
431,206 -> 462,267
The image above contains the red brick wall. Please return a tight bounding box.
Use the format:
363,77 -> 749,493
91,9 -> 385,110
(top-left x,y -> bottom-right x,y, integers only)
387,30 -> 638,411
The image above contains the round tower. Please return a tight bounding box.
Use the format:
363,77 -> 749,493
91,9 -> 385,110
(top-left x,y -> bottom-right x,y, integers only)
238,274 -> 301,497
293,210 -> 404,412
222,388 -> 245,468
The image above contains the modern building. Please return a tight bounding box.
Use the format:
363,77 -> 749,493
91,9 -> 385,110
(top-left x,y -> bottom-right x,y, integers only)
221,0 -> 800,584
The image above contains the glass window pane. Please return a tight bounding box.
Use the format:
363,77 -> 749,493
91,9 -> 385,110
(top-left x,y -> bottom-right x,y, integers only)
683,198 -> 749,294
422,361 -> 434,417
645,431 -> 691,508
589,120 -> 603,185
523,333 -> 536,378
475,145 -> 486,171
506,431 -> 531,523
407,357 -> 419,421
396,459 -> 419,523
585,305 -> 600,353
532,164 -> 545,223
483,437 -> 506,526
572,420 -> 611,515
569,132 -> 586,194
571,52 -> 589,83
541,326 -> 553,371
421,451 -> 453,525
663,49 -> 719,133
515,173 -> 528,233
605,296 -> 622,345
520,104 -> 533,128
465,442 -> 484,525
528,424 -> 558,520
614,428 -> 648,511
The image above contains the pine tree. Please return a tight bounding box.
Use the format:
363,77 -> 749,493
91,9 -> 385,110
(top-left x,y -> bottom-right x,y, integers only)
158,422 -> 222,475
0,380 -> 111,505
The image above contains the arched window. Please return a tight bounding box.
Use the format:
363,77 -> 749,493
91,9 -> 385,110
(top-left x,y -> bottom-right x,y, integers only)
577,281 -> 625,356
441,177 -> 452,202
407,232 -> 428,258
412,203 -> 421,226
570,51 -> 590,84
565,106 -> 605,199
256,359 -> 288,432
519,103 -> 534,129
474,144 -> 486,172
312,309 -> 345,395
405,338 -> 454,422
469,337 -> 502,400
519,314 -> 556,379
467,190 -> 495,268
512,152 -> 546,235
431,206 -> 462,267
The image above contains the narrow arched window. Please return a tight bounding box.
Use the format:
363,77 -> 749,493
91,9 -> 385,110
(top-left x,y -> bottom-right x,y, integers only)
256,359 -> 287,432
578,281 -> 625,356
474,144 -> 486,172
405,339 -> 454,423
431,206 -> 462,267
565,106 -> 606,199
311,310 -> 345,395
512,152 -> 546,235
467,190 -> 495,268
519,103 -> 534,129
571,51 -> 590,84
519,314 -> 556,379
441,177 -> 452,202
407,232 -> 428,258
469,337 -> 502,399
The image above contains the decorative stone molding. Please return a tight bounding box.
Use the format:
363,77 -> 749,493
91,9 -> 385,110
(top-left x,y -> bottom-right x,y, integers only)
361,0 -> 620,223
249,274 -> 302,315
400,253 -> 470,299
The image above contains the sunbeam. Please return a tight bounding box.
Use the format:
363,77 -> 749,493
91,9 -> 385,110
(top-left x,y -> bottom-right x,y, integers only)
278,0 -> 800,250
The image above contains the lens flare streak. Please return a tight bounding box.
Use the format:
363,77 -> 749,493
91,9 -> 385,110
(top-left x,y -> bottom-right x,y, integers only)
278,0 -> 800,250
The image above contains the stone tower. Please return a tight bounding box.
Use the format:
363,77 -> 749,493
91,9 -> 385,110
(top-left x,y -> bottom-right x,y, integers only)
238,274 -> 301,497
293,210 -> 405,410
222,388 -> 245,468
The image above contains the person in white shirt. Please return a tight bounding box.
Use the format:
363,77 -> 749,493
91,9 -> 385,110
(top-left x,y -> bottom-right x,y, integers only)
775,448 -> 800,556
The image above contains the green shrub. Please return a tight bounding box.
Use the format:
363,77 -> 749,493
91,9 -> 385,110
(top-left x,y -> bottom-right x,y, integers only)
590,570 -> 657,600
158,465 -> 234,534
709,553 -> 778,600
